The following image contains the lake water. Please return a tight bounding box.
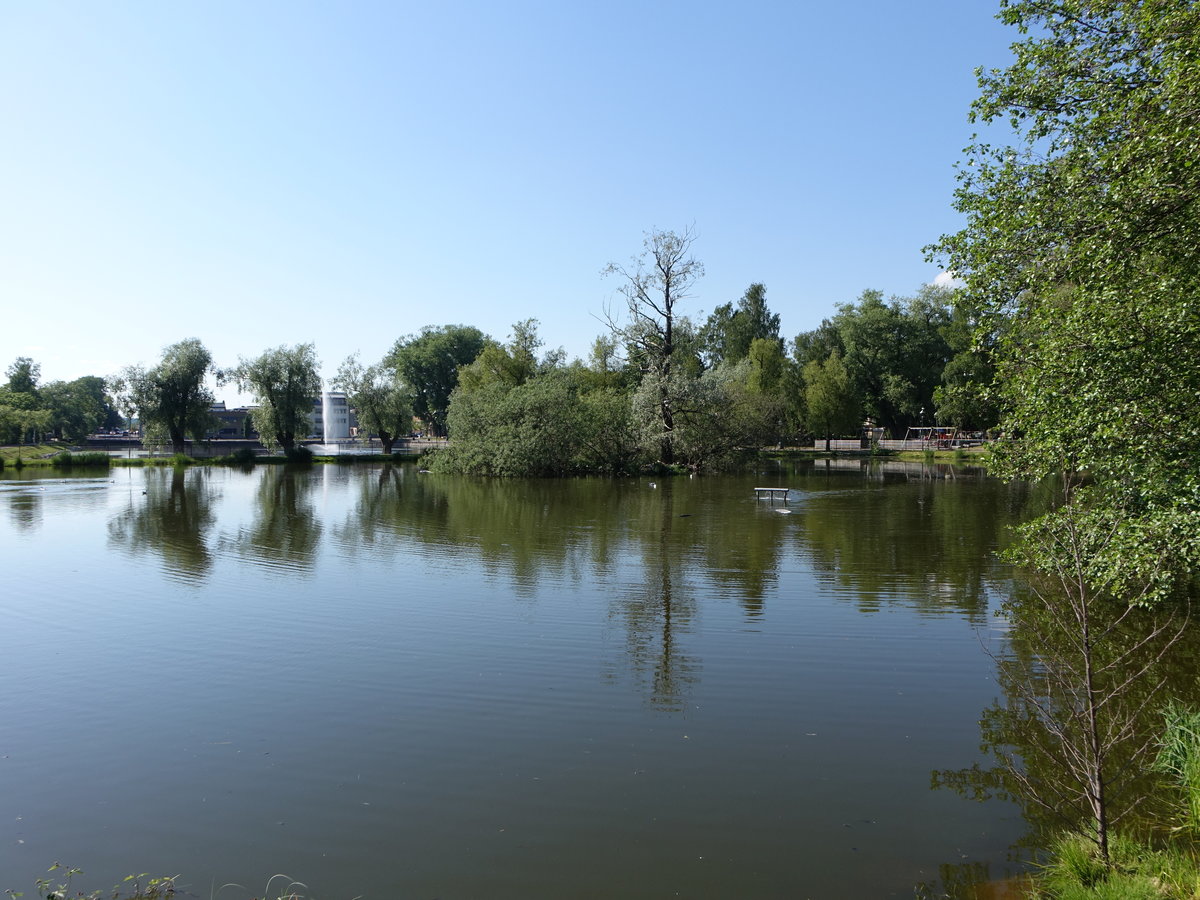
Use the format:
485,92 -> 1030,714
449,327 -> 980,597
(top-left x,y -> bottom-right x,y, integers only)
0,460 -> 1030,898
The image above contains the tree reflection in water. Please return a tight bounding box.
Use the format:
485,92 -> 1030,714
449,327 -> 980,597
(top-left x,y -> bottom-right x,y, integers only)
6,488 -> 42,531
108,465 -> 217,582
928,582 -> 1200,896
789,462 -> 1026,621
220,464 -> 322,575
334,469 -> 704,706
608,479 -> 700,711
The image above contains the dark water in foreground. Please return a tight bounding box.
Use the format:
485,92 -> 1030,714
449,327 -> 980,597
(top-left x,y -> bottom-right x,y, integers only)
0,460 -> 1029,898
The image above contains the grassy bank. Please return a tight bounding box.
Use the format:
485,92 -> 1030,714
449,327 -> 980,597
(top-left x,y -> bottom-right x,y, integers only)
0,443 -> 64,466
892,446 -> 992,465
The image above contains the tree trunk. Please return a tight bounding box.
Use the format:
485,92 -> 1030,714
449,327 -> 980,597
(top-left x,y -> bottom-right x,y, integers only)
169,425 -> 186,455
658,357 -> 674,465
1079,592 -> 1110,864
659,398 -> 675,465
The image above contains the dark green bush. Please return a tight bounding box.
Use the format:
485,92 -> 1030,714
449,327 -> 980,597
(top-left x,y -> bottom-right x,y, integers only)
51,451 -> 112,468
215,447 -> 257,467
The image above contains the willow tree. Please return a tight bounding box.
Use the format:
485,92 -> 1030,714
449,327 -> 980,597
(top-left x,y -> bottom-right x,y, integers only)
116,339 -> 216,454
229,344 -> 321,456
334,353 -> 412,454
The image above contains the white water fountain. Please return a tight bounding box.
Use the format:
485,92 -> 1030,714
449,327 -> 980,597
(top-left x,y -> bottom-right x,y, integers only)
307,390 -> 353,454
322,390 -> 350,443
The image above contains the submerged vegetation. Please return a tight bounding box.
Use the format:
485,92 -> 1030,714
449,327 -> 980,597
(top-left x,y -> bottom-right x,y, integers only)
8,863 -> 178,900
7,864 -> 321,900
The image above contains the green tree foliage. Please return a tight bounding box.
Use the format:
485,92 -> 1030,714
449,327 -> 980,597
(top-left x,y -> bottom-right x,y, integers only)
931,0 -> 1200,604
39,376 -> 121,441
457,319 -> 545,393
116,339 -> 216,454
0,357 -> 52,445
792,320 -> 844,372
0,400 -> 51,452
604,228 -> 705,465
435,368 -> 640,476
791,287 -> 955,435
835,287 -> 951,433
229,344 -> 321,455
580,334 -> 631,391
630,362 -> 773,471
386,325 -> 488,436
699,282 -> 782,367
742,338 -> 796,446
334,353 -> 413,454
803,351 -> 860,451
746,336 -> 785,395
933,297 -> 1000,431
0,389 -> 39,444
928,0 -> 1200,865
6,357 -> 40,394
436,267 -> 793,475
438,321 -> 643,476
575,385 -> 641,473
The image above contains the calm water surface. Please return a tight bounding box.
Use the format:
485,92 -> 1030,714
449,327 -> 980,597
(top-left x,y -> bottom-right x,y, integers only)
1,460 -> 1028,898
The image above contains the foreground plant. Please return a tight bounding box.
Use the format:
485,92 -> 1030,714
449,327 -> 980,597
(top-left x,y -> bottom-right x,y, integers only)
5,863 -> 176,900
1156,704 -> 1200,837
1033,831 -> 1200,899
6,867 -> 325,900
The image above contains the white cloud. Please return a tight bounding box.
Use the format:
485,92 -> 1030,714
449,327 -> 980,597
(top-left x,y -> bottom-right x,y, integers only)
930,271 -> 965,289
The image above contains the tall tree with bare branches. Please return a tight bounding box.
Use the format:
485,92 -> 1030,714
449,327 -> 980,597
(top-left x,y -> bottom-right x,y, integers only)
603,227 -> 703,465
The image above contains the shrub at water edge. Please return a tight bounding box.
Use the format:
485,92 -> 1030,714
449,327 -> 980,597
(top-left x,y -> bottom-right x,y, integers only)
50,451 -> 112,468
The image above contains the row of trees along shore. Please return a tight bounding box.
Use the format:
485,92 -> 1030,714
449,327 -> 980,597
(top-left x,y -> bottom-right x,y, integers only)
2,239 -> 999,469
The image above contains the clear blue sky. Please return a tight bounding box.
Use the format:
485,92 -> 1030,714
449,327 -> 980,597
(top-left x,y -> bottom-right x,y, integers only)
1,1 -> 1015,404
